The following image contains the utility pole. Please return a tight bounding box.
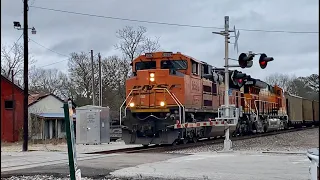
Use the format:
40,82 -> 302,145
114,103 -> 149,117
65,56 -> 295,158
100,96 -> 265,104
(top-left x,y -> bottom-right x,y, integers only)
98,53 -> 102,106
22,0 -> 29,152
91,50 -> 95,106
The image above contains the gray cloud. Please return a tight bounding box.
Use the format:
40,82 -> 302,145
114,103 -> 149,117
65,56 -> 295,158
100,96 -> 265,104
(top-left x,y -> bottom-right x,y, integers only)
1,0 -> 318,78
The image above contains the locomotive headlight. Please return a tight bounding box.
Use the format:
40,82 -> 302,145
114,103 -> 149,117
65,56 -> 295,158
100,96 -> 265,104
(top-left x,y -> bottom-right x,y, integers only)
150,73 -> 155,82
160,101 -> 165,107
129,102 -> 135,107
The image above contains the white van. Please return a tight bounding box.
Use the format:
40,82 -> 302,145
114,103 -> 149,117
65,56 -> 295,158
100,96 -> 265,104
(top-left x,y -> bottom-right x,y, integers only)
307,148 -> 319,180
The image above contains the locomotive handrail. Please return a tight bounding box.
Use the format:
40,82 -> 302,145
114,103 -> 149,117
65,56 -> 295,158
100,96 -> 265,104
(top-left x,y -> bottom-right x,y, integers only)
254,100 -> 278,115
119,89 -> 135,126
229,94 -> 256,116
153,87 -> 185,124
124,96 -> 134,117
244,98 -> 255,116
170,91 -> 186,124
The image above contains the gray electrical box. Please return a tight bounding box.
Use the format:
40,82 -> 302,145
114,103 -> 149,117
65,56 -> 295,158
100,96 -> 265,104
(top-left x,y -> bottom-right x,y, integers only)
75,105 -> 110,145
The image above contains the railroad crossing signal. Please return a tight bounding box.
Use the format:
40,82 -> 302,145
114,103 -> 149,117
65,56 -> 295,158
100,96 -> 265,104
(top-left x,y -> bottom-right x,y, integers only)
238,53 -> 254,68
259,53 -> 274,69
230,70 -> 249,89
238,52 -> 274,69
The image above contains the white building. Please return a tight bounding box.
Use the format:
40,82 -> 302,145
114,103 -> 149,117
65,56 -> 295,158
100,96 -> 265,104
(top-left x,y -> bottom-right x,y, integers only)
28,93 -> 76,140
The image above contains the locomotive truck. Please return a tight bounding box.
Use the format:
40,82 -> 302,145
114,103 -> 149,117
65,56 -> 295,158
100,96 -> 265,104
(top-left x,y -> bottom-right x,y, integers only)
120,52 -> 319,146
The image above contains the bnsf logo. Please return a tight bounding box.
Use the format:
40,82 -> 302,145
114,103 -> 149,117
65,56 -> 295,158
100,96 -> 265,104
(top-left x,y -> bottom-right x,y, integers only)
132,84 -> 181,91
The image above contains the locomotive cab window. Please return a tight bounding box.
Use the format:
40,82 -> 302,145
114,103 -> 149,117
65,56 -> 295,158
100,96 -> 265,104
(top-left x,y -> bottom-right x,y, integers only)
135,61 -> 156,71
191,60 -> 199,75
161,60 -> 188,70
202,64 -> 212,77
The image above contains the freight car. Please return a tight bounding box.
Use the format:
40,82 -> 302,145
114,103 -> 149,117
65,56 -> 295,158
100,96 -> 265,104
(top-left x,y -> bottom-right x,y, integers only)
285,93 -> 319,127
120,52 -> 318,146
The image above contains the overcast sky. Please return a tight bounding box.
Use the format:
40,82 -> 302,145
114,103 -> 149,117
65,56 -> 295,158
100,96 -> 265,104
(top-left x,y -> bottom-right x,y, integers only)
1,0 -> 319,80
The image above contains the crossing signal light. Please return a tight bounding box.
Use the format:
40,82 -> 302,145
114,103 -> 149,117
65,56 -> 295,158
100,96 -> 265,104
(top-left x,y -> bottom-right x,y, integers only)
238,53 -> 254,68
259,53 -> 274,69
230,70 -> 249,89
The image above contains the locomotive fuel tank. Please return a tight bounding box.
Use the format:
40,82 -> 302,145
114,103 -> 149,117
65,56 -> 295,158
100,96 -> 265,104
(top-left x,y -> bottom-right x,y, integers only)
266,118 -> 282,132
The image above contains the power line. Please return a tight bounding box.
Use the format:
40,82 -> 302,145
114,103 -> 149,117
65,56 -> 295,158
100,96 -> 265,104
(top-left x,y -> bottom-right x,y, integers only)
29,38 -> 69,57
28,39 -> 98,68
36,51 -> 99,69
30,5 -> 319,34
36,59 -> 69,69
28,38 -> 69,69
8,33 -> 24,54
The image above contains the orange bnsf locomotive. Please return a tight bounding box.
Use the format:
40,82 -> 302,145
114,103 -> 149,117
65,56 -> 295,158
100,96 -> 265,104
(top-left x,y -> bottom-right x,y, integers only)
120,52 -> 319,146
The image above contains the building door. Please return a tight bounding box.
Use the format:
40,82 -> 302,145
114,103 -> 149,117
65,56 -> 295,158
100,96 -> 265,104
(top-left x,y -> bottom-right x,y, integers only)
86,112 -> 99,144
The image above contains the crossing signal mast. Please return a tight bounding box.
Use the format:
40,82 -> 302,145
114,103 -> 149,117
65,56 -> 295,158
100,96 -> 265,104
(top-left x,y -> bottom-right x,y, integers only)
212,16 -> 275,152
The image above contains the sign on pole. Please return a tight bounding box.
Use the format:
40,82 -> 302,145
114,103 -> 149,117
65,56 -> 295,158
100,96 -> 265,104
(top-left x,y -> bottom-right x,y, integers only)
63,100 -> 81,180
228,89 -> 232,96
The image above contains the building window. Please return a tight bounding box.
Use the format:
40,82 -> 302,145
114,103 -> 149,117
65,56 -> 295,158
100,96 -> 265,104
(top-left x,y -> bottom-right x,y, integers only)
4,100 -> 14,109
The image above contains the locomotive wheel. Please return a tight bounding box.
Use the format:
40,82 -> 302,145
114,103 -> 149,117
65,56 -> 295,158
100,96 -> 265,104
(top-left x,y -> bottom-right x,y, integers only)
263,125 -> 268,133
172,140 -> 179,146
192,137 -> 198,143
182,138 -> 188,144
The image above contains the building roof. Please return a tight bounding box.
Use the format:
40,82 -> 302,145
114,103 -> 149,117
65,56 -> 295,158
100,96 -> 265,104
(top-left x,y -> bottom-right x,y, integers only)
76,105 -> 109,110
28,93 -> 51,105
33,113 -> 76,119
28,93 -> 77,107
1,74 -> 24,93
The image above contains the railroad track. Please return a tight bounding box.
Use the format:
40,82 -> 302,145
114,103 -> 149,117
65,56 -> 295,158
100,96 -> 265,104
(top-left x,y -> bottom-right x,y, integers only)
88,126 -> 318,154
2,126 -> 316,173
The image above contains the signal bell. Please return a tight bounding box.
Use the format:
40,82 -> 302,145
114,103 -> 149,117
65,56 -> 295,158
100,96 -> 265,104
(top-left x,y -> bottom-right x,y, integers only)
238,53 -> 254,69
259,53 -> 274,69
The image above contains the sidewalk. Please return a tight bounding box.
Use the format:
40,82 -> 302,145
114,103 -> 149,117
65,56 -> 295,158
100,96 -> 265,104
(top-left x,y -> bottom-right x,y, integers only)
111,151 -> 311,180
1,141 -> 140,154
1,151 -> 121,172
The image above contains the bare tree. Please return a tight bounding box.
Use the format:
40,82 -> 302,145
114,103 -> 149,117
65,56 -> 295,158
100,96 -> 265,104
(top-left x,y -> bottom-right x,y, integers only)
29,68 -> 69,98
1,42 -> 36,82
304,74 -> 319,93
101,55 -> 131,119
101,56 -> 130,91
141,36 -> 160,53
265,73 -> 319,100
68,52 -> 99,106
264,73 -> 297,94
115,26 -> 160,61
292,74 -> 319,100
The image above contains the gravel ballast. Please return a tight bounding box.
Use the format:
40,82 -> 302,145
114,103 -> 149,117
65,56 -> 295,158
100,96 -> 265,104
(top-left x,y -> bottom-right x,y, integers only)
166,128 -> 319,154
